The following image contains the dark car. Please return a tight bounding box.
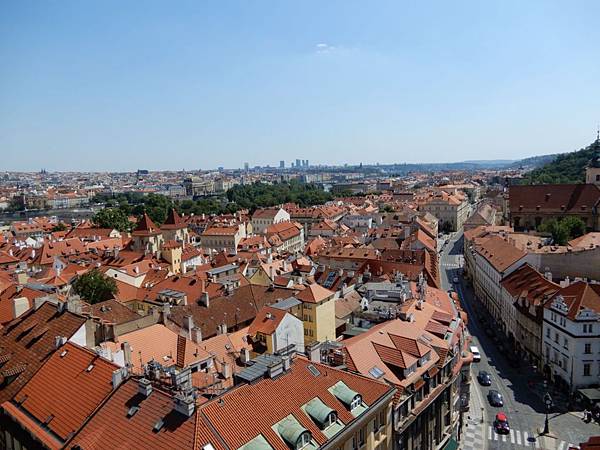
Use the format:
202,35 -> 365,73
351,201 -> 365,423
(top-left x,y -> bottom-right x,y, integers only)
488,390 -> 504,407
477,371 -> 492,386
494,412 -> 510,434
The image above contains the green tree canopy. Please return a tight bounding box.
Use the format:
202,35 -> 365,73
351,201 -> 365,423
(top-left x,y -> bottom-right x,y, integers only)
51,222 -> 68,232
92,208 -> 131,232
72,269 -> 118,304
538,216 -> 587,245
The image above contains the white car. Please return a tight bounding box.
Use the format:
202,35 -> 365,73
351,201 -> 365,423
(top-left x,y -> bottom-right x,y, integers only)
453,277 -> 459,283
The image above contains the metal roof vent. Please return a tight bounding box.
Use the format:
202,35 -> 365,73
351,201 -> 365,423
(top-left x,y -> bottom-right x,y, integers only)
127,406 -> 140,418
153,418 -> 165,433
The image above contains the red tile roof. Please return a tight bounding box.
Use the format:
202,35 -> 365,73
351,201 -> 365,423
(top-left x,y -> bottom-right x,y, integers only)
132,213 -> 161,237
198,357 -> 393,450
296,283 -> 334,304
248,306 -> 288,336
0,302 -> 87,404
9,342 -> 118,442
474,235 -> 527,273
69,379 -> 197,450
161,209 -> 186,230
509,184 -> 600,214
547,281 -> 600,320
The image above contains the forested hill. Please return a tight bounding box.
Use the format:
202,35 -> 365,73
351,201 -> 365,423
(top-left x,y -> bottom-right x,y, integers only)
523,140 -> 599,184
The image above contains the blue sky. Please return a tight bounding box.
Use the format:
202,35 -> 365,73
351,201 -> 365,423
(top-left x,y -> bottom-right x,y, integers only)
1,1 -> 599,171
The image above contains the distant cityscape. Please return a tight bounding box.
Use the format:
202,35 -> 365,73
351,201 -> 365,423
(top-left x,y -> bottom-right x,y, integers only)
0,135 -> 599,450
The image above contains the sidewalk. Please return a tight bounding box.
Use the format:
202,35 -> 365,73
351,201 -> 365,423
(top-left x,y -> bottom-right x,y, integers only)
460,383 -> 486,450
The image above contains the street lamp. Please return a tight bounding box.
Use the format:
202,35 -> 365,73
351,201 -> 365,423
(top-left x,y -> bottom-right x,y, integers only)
543,392 -> 553,434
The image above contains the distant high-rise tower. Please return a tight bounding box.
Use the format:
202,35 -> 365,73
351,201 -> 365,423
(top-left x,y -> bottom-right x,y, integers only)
279,160 -> 285,169
296,159 -> 301,168
244,162 -> 249,171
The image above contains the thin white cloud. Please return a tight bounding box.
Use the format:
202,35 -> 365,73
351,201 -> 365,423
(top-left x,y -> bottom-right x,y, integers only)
315,42 -> 336,53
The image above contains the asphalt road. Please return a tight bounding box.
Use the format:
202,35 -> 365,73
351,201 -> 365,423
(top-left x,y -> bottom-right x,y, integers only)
439,230 -> 599,449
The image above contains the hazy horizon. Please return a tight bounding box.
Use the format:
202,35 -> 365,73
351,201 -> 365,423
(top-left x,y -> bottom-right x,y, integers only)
2,1 -> 599,171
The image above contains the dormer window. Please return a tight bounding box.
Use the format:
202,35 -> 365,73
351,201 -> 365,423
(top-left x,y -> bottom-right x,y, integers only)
351,395 -> 362,411
275,415 -> 313,450
303,397 -> 338,430
328,381 -> 365,416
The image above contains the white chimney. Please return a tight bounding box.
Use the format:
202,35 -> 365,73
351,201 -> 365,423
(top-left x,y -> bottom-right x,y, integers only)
138,378 -> 153,397
184,314 -> 194,332
222,361 -> 232,380
122,341 -> 132,368
12,297 -> 30,319
112,368 -> 125,389
240,347 -> 250,364
191,327 -> 202,343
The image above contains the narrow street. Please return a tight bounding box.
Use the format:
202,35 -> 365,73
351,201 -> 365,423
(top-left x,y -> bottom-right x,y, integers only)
439,231 -> 600,450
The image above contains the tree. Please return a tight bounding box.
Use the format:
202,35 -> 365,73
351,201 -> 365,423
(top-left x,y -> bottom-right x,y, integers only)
538,216 -> 587,245
51,222 -> 68,232
382,205 -> 394,213
561,216 -> 586,240
92,207 -> 131,232
72,269 -> 118,304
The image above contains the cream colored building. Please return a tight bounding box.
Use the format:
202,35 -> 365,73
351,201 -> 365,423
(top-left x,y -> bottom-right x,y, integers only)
420,191 -> 469,232
200,224 -> 246,252
131,213 -> 164,258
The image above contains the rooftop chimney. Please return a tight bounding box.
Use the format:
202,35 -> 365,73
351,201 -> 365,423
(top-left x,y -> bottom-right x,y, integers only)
240,347 -> 250,364
199,292 -> 209,307
12,296 -> 30,319
122,341 -> 132,368
112,368 -> 125,389
54,335 -> 67,348
191,327 -> 202,343
184,314 -> 194,332
173,391 -> 195,417
138,378 -> 153,397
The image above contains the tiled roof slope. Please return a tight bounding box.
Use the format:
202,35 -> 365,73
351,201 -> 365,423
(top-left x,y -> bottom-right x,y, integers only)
69,378 -> 196,450
6,342 -> 118,443
547,281 -> 600,320
509,184 -> 600,213
168,285 -> 295,339
0,302 -> 86,404
132,213 -> 161,237
501,263 -> 559,307
197,357 -> 394,450
474,235 -> 527,272
161,209 -> 186,230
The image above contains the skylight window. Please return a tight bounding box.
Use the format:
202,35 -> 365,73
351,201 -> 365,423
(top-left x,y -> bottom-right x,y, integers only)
307,364 -> 321,377
368,366 -> 385,379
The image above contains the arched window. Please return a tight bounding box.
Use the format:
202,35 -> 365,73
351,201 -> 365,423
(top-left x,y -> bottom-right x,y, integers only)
296,431 -> 311,449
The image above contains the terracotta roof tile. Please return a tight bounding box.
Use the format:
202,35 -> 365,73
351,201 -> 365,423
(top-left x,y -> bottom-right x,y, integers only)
10,342 -> 118,442
69,379 -> 197,450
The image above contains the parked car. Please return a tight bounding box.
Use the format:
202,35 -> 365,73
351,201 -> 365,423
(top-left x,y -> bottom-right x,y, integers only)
488,390 -> 504,407
494,412 -> 510,434
470,346 -> 481,362
477,371 -> 492,386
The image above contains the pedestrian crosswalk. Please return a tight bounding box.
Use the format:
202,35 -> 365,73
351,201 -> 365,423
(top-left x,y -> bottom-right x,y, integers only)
484,426 -> 577,449
486,426 -> 533,445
